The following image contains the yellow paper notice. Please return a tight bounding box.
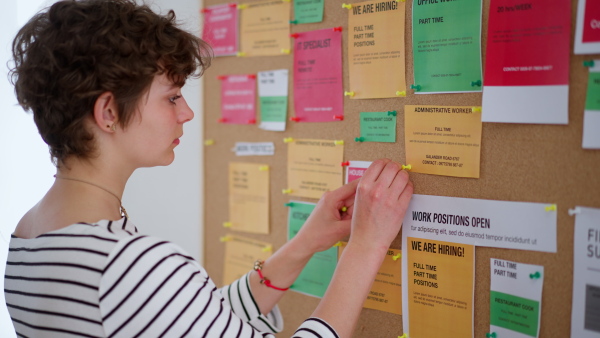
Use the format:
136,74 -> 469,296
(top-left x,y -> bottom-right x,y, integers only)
287,139 -> 344,199
223,235 -> 272,285
407,237 -> 474,338
339,243 -> 402,315
405,105 -> 482,178
239,0 -> 291,57
229,162 -> 269,234
347,0 -> 406,99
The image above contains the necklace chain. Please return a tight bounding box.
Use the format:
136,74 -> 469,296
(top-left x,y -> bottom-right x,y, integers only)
54,175 -> 128,218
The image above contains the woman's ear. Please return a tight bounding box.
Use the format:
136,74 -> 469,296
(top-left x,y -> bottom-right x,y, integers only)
93,92 -> 119,132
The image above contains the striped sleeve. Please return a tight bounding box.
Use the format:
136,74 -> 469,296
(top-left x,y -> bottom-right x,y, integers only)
293,318 -> 340,338
98,235 -> 282,337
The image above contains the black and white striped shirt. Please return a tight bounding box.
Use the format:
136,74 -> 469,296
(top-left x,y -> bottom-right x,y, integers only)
4,218 -> 339,337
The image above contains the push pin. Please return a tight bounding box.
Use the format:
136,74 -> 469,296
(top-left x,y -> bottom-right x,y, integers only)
529,271 -> 541,279
388,111 -> 397,116
410,84 -> 422,91
341,161 -> 350,166
355,137 -> 365,142
471,80 -> 482,87
396,91 -> 406,97
333,115 -> 344,121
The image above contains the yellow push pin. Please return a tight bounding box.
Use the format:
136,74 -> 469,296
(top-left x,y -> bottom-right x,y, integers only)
545,204 -> 557,212
237,4 -> 248,9
393,253 -> 402,261
283,137 -> 294,143
262,245 -> 273,252
342,3 -> 352,9
333,242 -> 343,247
402,164 -> 412,171
344,91 -> 355,97
282,188 -> 293,194
259,166 -> 269,171
334,140 -> 344,145
220,235 -> 232,242
281,48 -> 291,54
223,222 -> 232,228
236,51 -> 246,57
471,107 -> 482,113
204,139 -> 215,146
396,90 -> 406,97
340,206 -> 348,212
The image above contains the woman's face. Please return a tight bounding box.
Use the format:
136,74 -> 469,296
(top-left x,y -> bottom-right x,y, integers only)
118,74 -> 194,169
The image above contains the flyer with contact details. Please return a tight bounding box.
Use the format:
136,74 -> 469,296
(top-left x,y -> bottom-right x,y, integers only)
228,162 -> 269,234
412,0 -> 482,93
202,3 -> 238,56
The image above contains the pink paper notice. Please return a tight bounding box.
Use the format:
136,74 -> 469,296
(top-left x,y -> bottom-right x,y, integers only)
345,161 -> 372,184
293,28 -> 343,123
220,75 -> 256,124
202,4 -> 238,56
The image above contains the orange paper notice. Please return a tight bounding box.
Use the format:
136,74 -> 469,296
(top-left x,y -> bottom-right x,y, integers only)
223,235 -> 272,285
239,0 -> 291,57
339,242 -> 402,315
407,237 -> 474,338
287,139 -> 344,199
347,0 -> 406,99
405,105 -> 482,178
228,162 -> 270,234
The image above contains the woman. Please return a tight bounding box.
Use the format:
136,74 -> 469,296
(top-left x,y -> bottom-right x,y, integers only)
5,0 -> 413,337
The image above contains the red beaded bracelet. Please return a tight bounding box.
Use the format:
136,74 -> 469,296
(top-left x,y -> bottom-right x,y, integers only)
253,260 -> 289,291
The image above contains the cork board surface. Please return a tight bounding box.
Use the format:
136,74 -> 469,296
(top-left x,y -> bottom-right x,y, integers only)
202,0 -> 600,336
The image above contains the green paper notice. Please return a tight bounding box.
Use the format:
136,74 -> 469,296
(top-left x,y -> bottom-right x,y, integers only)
293,0 -> 324,24
585,72 -> 600,110
359,112 -> 396,142
260,96 -> 288,122
412,0 -> 482,93
287,202 -> 336,298
490,290 -> 540,337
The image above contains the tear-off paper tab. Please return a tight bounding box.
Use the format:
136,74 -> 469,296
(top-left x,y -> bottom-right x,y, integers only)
258,69 -> 289,131
202,4 -> 238,56
228,162 -> 269,234
412,0 -> 482,93
482,0 -> 570,124
293,28 -> 343,122
571,207 -> 600,338
583,61 -> 600,149
405,237 -> 474,338
220,75 -> 256,124
404,105 -> 482,178
287,201 -> 336,298
239,0 -> 291,56
347,0 -> 406,98
490,258 -> 544,338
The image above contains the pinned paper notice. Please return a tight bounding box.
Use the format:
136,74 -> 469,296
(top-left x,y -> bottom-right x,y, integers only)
583,60 -> 600,149
220,75 -> 256,124
233,142 -> 275,156
359,112 -> 397,143
228,162 -> 269,234
258,69 -> 289,131
202,4 -> 238,56
239,0 -> 291,57
223,235 -> 273,285
345,160 -> 372,184
293,0 -> 324,24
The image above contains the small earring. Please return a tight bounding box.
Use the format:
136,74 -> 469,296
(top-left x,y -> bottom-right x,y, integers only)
110,124 -> 117,132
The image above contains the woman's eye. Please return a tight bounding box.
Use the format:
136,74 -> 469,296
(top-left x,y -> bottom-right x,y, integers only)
169,95 -> 182,104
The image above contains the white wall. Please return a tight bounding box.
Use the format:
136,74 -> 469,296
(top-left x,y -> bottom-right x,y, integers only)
0,1 -> 204,337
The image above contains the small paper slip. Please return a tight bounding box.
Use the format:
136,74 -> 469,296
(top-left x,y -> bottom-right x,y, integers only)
228,162 -> 269,234
293,0 -> 324,24
404,238 -> 475,337
233,142 -> 275,156
287,139 -> 344,199
489,258 -> 544,338
345,160 -> 372,184
571,207 -> 600,338
358,112 -> 397,143
202,4 -> 238,56
412,0 -> 482,93
482,0 -> 570,124
223,235 -> 272,285
287,201 -> 336,298
405,105 -> 482,178
239,0 -> 290,57
347,0 -> 406,99
220,75 -> 256,124
338,242 -> 402,315
583,61 -> 600,149
293,28 -> 343,122
574,0 -> 600,54
258,69 -> 288,131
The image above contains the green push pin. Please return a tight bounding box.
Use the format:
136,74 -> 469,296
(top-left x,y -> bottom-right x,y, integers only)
284,202 -> 294,207
583,60 -> 595,68
355,137 -> 365,142
289,20 -> 298,24
529,271 -> 541,279
387,111 -> 397,116
471,80 -> 482,86
410,84 -> 422,91
486,333 -> 497,338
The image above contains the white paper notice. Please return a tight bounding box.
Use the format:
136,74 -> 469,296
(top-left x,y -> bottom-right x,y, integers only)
258,69 -> 289,131
571,206 -> 600,338
345,161 -> 372,184
401,194 -> 558,253
490,258 -> 544,338
574,0 -> 600,54
233,142 -> 275,156
583,61 -> 600,149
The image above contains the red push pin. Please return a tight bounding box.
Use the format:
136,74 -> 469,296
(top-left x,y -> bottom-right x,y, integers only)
201,8 -> 209,13
228,3 -> 237,7
248,118 -> 256,124
217,75 -> 227,80
247,74 -> 256,79
218,118 -> 227,123
333,27 -> 343,32
333,115 -> 344,121
341,161 -> 350,167
290,33 -> 300,38
290,116 -> 301,122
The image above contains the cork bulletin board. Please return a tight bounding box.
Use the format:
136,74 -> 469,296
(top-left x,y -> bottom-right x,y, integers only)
202,0 -> 600,336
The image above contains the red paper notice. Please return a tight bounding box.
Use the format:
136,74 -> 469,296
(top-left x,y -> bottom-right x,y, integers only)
583,0 -> 600,43
220,75 -> 256,124
293,28 -> 343,123
202,4 -> 238,56
485,0 -> 570,86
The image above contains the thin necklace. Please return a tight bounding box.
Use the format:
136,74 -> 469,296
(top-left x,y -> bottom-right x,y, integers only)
54,175 -> 128,218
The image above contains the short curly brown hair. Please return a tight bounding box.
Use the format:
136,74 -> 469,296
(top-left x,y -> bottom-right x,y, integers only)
10,0 -> 212,166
